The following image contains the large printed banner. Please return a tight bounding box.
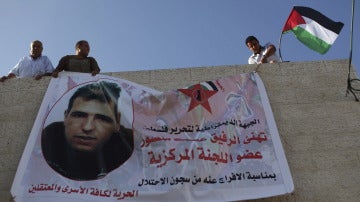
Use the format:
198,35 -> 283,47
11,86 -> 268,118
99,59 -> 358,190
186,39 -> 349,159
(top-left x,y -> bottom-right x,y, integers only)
11,71 -> 293,202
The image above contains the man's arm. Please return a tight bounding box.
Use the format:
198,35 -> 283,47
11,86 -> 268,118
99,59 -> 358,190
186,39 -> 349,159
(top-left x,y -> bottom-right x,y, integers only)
89,57 -> 100,76
260,44 -> 277,64
52,56 -> 68,78
0,73 -> 16,82
1,59 -> 21,82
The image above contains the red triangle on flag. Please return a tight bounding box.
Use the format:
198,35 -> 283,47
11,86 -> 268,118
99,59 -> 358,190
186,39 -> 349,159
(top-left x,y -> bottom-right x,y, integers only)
282,9 -> 306,32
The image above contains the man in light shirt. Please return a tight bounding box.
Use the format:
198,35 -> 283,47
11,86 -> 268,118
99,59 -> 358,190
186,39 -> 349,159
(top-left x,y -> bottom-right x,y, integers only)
245,36 -> 280,64
0,40 -> 54,82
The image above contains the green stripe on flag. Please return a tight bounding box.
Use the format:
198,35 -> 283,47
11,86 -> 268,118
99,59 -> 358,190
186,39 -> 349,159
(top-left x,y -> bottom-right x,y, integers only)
291,26 -> 331,54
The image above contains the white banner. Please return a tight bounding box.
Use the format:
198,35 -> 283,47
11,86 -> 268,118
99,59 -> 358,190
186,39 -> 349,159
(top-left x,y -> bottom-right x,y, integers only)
11,71 -> 293,202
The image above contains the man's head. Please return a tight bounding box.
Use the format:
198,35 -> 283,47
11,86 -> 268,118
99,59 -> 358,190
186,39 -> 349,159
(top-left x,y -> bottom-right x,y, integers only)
30,40 -> 43,59
245,36 -> 261,54
64,81 -> 121,153
75,40 -> 90,58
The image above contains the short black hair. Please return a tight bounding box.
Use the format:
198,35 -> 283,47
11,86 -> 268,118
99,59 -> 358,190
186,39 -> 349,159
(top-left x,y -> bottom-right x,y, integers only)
67,81 -> 121,119
245,36 -> 258,45
75,40 -> 88,49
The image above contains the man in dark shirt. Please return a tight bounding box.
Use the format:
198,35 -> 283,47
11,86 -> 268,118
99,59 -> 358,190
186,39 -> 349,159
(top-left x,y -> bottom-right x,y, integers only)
52,40 -> 100,77
42,81 -> 134,180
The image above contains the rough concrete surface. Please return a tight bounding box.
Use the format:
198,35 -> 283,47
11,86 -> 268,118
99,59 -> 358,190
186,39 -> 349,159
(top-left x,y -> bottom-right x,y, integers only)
1,59 -> 359,202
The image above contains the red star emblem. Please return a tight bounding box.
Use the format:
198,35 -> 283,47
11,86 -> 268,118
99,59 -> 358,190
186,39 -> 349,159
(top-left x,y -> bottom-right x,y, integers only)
178,84 -> 217,113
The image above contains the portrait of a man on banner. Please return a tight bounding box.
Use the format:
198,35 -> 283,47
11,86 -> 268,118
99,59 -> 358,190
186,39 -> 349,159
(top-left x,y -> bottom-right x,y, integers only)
41,81 -> 134,180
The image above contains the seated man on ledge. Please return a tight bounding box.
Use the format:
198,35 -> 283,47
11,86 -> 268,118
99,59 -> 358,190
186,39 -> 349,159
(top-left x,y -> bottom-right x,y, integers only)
1,40 -> 54,82
52,40 -> 100,78
42,81 -> 134,180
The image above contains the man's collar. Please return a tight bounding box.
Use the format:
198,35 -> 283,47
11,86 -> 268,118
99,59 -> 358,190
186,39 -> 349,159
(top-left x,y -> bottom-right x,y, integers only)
30,55 -> 41,60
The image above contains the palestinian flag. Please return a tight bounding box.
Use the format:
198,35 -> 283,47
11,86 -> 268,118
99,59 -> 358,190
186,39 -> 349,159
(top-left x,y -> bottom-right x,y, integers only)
282,6 -> 344,54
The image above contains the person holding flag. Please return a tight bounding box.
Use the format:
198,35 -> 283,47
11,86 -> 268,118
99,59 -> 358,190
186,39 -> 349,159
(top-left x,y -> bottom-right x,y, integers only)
245,36 -> 280,64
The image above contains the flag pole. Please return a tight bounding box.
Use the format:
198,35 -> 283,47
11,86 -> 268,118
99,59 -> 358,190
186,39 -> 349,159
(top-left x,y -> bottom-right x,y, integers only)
346,0 -> 359,101
278,33 -> 284,63
278,5 -> 295,63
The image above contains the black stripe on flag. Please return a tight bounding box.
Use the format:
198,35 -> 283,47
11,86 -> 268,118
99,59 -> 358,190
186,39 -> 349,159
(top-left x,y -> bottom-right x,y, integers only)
294,6 -> 344,34
200,81 -> 218,91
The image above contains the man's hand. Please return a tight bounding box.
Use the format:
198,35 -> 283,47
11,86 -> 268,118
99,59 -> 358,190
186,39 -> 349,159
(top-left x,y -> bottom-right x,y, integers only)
51,71 -> 59,78
7,73 -> 16,79
91,70 -> 99,76
34,75 -> 42,80
1,73 -> 16,82
0,76 -> 7,82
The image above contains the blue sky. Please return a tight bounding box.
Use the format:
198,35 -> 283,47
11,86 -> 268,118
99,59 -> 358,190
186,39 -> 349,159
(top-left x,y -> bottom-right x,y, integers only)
0,0 -> 359,78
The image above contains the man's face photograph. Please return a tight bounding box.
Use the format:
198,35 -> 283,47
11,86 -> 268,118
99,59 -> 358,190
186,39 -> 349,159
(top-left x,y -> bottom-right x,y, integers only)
41,80 -> 134,180
64,97 -> 120,153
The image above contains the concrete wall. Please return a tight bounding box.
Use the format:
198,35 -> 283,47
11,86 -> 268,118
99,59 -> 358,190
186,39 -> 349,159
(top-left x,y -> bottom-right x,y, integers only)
1,59 -> 359,202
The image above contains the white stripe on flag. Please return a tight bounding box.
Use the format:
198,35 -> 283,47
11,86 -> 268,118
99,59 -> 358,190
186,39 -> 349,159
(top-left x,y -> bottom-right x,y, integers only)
200,81 -> 214,91
299,17 -> 339,45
